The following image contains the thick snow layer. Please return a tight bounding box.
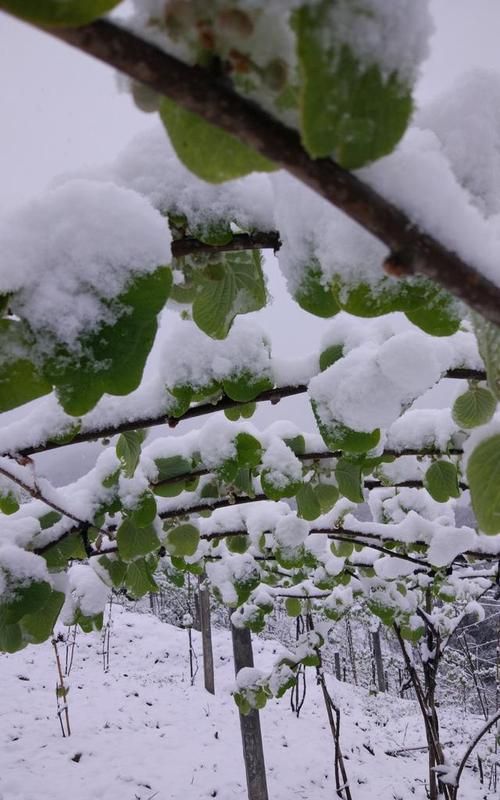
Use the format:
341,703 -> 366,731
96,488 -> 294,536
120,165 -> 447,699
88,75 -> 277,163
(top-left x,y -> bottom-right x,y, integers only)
309,325 -> 459,433
111,126 -> 275,232
0,179 -> 171,347
0,605 -> 489,800
162,318 -> 272,391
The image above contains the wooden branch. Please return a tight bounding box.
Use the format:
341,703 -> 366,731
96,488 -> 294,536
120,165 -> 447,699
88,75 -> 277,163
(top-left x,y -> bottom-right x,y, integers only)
150,447 -> 465,491
8,367 -> 482,459
14,383 -> 308,458
171,231 -> 280,258
0,462 -> 93,529
11,17 -> 500,325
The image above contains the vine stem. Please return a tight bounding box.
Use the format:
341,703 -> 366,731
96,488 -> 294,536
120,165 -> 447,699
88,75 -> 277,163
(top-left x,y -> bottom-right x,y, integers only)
6,16 -> 500,325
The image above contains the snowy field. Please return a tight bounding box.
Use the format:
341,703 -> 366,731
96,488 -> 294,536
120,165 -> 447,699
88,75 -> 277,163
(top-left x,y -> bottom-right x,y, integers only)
0,604 -> 491,800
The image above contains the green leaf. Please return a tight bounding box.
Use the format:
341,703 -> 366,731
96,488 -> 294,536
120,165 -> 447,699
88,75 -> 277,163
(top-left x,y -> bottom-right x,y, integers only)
0,320 -> 51,413
42,267 -> 172,416
452,387 -> 496,429
38,511 -> 62,530
21,590 -> 65,645
399,624 -> 425,643
116,430 -> 146,479
152,455 -> 193,496
159,98 -> 275,183
315,484 -> 339,513
117,519 -> 160,562
0,0 -> 122,25
0,615 -> 23,653
192,251 -> 266,339
3,581 -> 52,624
334,275 -> 445,320
473,315 -> 500,400
102,468 -> 120,489
200,480 -> 220,499
226,535 -> 249,554
405,289 -> 460,336
285,597 -> 302,617
0,491 -> 19,515
283,435 -> 306,456
293,2 -> 412,166
319,344 -> 344,372
296,483 -> 321,521
42,534 -> 87,569
73,609 -> 104,634
223,372 -> 273,403
224,402 -> 257,421
48,422 -> 81,446
125,558 -> 158,598
368,601 -> 396,627
98,556 -> 127,588
165,523 -> 200,557
467,434 -> 500,534
332,540 -> 354,558
234,468 -> 255,497
294,266 -> 340,318
190,220 -> 233,246
129,491 -> 157,528
424,461 -> 460,503
235,433 -> 262,470
335,458 -> 364,503
261,471 -> 302,501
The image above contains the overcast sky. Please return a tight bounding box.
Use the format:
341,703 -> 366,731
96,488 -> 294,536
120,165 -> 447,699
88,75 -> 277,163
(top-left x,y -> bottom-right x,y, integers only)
0,1 -> 499,483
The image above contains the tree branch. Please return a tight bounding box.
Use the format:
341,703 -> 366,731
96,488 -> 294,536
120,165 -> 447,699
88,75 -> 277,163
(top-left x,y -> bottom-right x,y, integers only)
0,463 -> 87,528
14,383 -> 308,457
9,16 -> 500,325
9,368 -> 482,459
171,231 -> 280,258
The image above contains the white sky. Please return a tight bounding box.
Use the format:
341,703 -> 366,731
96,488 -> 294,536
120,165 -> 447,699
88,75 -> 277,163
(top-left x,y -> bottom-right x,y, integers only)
0,0 -> 498,482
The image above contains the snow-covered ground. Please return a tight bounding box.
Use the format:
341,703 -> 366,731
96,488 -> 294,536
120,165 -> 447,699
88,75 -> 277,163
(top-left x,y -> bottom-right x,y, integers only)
0,605 -> 491,800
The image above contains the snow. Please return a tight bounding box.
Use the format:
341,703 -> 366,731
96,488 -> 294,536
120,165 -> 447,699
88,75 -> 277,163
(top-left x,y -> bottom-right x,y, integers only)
0,546 -> 50,591
0,604 -> 488,800
162,318 -> 272,392
261,439 -> 302,489
62,565 -> 110,622
109,126 -> 275,233
274,516 -> 309,548
0,179 -> 171,348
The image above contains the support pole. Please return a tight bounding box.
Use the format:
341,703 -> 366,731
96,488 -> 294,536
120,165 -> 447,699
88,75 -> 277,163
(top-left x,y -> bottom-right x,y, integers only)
231,624 -> 269,800
372,629 -> 386,693
198,577 -> 215,695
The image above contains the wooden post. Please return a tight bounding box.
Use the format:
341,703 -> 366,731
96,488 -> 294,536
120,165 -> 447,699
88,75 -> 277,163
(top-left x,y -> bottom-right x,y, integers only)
372,629 -> 385,693
334,651 -> 342,681
231,624 -> 269,800
198,577 -> 215,695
